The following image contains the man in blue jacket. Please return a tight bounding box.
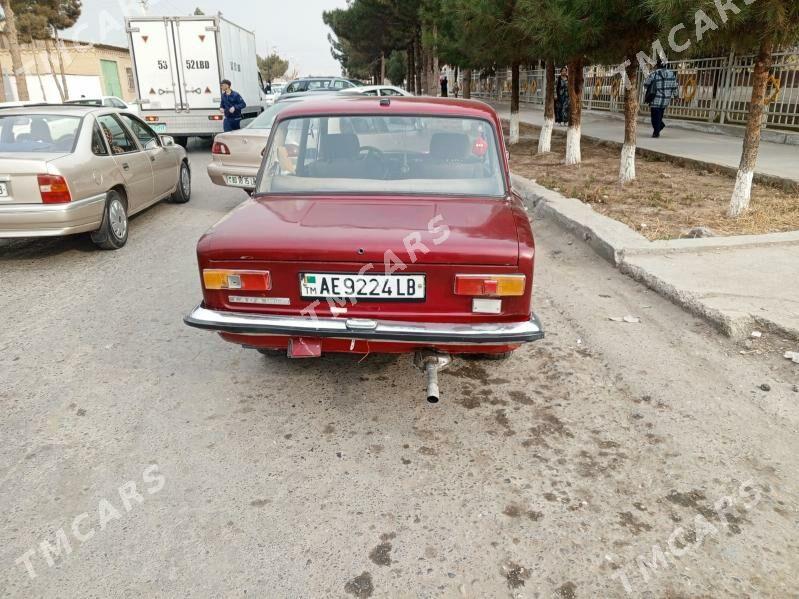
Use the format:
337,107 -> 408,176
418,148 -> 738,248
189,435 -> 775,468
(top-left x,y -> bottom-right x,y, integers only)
219,79 -> 246,132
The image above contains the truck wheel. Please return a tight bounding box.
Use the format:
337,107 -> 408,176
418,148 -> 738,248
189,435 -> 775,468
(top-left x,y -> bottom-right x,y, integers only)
173,136 -> 189,149
91,190 -> 128,250
170,161 -> 191,203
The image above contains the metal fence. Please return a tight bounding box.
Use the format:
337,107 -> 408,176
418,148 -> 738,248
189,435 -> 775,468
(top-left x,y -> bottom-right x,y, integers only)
464,49 -> 799,131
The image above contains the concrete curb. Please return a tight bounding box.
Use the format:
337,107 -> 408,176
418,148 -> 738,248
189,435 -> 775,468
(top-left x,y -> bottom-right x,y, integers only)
511,173 -> 799,341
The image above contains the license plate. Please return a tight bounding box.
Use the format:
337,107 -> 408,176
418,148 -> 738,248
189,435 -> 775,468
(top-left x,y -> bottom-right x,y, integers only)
151,124 -> 167,133
0,183 -> 7,197
225,175 -> 256,188
301,273 -> 426,300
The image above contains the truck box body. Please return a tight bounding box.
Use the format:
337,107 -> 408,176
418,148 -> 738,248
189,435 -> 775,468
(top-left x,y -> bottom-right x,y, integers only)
127,16 -> 264,140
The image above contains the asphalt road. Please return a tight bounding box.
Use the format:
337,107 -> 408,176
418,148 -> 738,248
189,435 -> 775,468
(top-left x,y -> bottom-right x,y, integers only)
1,144 -> 797,598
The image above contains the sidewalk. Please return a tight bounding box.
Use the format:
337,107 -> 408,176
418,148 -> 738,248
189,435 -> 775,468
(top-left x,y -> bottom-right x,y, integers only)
491,101 -> 799,185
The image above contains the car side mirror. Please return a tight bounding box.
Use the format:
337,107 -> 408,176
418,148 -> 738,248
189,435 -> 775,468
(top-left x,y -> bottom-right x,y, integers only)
160,135 -> 175,147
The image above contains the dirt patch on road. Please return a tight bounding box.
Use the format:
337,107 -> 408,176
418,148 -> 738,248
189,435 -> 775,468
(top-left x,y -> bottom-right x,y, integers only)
507,123 -> 799,240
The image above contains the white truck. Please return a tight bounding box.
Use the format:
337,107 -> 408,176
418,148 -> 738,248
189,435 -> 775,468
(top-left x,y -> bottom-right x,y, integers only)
126,15 -> 266,146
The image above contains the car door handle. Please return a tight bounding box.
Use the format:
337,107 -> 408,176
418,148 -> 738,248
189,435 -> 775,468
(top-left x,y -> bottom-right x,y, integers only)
122,163 -> 130,171
149,154 -> 156,162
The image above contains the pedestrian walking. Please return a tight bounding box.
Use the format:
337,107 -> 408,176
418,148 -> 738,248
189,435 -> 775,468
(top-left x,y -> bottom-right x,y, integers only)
220,79 -> 246,132
452,79 -> 460,98
555,67 -> 570,126
644,59 -> 679,138
440,75 -> 448,98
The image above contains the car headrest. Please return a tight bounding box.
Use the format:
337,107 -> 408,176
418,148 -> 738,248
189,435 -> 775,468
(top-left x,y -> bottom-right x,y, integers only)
321,133 -> 360,160
30,119 -> 52,143
430,132 -> 469,160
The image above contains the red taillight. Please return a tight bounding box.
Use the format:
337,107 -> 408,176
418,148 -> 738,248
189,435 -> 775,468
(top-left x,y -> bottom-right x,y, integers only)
38,174 -> 72,204
145,116 -> 159,123
454,274 -> 526,297
212,142 -> 230,155
209,115 -> 224,121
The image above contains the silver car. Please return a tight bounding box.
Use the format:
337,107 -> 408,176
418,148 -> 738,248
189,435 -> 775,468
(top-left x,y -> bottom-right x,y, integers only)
0,104 -> 191,250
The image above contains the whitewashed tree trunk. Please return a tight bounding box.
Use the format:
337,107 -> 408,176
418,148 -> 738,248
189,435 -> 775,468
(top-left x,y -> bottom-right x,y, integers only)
565,126 -> 581,165
538,117 -> 554,153
728,35 -> 773,218
510,110 -> 520,145
619,144 -> 636,184
729,170 -> 755,217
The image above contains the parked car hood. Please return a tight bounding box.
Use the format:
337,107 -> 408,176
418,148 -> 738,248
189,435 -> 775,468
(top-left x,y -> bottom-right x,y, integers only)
198,195 -> 521,266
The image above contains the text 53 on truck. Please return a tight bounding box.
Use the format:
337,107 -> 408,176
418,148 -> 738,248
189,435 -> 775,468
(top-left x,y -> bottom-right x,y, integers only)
126,15 -> 266,147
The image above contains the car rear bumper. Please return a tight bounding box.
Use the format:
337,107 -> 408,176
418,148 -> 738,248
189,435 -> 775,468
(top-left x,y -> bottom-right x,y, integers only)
0,192 -> 106,238
206,162 -> 259,188
184,304 -> 545,345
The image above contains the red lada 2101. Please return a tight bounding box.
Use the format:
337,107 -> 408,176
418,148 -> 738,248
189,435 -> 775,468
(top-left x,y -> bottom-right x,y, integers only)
185,96 -> 544,401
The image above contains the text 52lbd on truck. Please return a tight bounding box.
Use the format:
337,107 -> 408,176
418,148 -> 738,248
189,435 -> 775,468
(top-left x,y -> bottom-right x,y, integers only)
126,15 -> 267,147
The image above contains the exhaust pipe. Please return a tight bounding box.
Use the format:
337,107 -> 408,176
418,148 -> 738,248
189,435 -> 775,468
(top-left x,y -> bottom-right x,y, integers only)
414,351 -> 452,404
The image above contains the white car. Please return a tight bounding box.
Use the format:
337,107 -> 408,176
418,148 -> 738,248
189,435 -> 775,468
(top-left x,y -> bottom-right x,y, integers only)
66,96 -> 139,115
340,85 -> 412,97
263,84 -> 286,106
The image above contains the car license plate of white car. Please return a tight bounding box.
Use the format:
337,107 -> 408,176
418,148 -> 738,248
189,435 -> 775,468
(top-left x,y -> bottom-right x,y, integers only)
300,273 -> 426,300
151,124 -> 167,133
225,175 -> 256,188
0,183 -> 7,197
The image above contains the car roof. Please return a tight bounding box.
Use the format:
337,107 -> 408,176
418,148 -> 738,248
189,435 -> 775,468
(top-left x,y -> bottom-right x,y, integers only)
274,96 -> 499,122
0,103 -> 105,116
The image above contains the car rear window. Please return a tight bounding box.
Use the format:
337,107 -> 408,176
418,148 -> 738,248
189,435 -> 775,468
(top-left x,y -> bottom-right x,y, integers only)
258,115 -> 506,198
0,114 -> 82,153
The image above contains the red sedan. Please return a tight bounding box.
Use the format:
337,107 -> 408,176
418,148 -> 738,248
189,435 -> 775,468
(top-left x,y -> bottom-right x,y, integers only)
185,96 -> 543,401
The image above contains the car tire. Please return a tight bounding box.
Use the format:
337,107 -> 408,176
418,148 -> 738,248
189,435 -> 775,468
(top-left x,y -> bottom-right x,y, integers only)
170,161 -> 191,204
173,136 -> 189,149
90,190 -> 128,250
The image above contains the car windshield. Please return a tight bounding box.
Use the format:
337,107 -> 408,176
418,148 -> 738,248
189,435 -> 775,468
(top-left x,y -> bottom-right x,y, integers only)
258,115 -> 506,197
0,114 -> 82,153
246,102 -> 292,130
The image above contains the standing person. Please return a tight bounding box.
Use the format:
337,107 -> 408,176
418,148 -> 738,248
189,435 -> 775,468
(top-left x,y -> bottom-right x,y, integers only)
555,67 -> 570,126
644,59 -> 679,138
452,79 -> 460,98
440,75 -> 448,98
219,79 -> 246,132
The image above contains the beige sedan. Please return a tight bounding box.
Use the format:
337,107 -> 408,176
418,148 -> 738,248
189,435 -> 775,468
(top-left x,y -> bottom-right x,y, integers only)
208,99 -> 307,193
0,104 -> 190,250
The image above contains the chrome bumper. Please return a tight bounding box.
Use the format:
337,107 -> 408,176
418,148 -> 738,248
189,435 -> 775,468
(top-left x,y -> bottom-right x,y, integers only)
0,192 -> 106,238
184,305 -> 545,345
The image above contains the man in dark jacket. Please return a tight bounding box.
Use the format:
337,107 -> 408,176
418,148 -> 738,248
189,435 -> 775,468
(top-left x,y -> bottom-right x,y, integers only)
219,79 -> 246,132
644,60 -> 679,138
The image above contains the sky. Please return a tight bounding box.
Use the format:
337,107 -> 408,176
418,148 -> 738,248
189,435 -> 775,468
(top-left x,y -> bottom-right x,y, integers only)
63,0 -> 349,77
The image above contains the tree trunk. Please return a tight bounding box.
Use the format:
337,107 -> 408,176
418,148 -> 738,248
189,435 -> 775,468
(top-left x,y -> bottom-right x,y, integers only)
431,24 -> 439,96
538,59 -> 555,153
729,34 -> 774,217
565,57 -> 584,165
509,61 -> 521,145
463,68 -> 472,99
414,33 -> 423,95
0,54 -> 6,102
620,58 -> 639,185
407,44 -> 414,92
1,0 -> 30,101
54,29 -> 69,99
45,39 -> 65,101
380,51 -> 386,85
27,41 -> 48,101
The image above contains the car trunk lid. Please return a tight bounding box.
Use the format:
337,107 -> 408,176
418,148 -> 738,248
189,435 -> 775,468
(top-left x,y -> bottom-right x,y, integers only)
0,153 -> 66,205
199,195 -> 520,266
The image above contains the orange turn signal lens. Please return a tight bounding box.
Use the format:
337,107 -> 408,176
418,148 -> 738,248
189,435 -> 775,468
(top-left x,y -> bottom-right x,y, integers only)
454,274 -> 525,297
203,270 -> 271,291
